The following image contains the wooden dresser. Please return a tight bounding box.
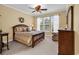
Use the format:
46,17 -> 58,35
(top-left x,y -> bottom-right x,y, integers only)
58,30 -> 74,55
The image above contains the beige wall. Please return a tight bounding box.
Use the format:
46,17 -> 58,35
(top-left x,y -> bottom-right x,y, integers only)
66,4 -> 79,54
0,5 -> 35,41
0,13 -> 2,29
32,16 -> 37,29
74,5 -> 79,54
0,16 -> 1,29
59,12 -> 66,29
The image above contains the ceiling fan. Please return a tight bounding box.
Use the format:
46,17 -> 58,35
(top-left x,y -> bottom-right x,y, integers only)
29,5 -> 48,13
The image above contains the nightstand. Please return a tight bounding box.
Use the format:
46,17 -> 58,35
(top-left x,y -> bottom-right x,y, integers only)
0,32 -> 9,53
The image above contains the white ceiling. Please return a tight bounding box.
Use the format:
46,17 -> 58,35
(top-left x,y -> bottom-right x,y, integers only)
4,4 -> 66,16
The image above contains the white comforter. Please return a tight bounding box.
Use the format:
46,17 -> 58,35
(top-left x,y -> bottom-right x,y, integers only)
15,31 -> 43,46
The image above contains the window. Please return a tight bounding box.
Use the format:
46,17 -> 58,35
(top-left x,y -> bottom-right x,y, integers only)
37,15 -> 59,32
40,17 -> 50,31
51,15 -> 59,32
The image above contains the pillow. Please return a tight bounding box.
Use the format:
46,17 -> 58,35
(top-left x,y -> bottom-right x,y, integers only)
14,26 -> 29,32
15,27 -> 23,32
22,27 -> 27,32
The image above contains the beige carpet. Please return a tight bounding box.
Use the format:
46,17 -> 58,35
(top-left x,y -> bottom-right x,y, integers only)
2,36 -> 58,55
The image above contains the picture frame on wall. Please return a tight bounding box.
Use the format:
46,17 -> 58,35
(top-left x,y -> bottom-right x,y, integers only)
19,17 -> 24,23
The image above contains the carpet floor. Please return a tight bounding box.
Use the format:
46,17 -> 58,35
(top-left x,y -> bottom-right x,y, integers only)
2,36 -> 58,55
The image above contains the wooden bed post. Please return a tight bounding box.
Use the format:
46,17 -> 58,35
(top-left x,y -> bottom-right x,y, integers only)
32,36 -> 34,48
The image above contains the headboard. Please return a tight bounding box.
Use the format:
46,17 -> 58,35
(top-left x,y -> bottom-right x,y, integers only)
12,24 -> 29,40
13,24 -> 29,32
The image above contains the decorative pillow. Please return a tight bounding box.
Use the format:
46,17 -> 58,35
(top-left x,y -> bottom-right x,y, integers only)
26,27 -> 29,31
21,27 -> 26,32
14,27 -> 22,32
14,26 -> 30,32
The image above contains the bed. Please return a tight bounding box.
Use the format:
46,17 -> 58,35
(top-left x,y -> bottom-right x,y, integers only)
12,24 -> 45,48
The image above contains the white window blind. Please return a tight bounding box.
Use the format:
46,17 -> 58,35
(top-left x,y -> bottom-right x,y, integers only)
37,15 -> 59,32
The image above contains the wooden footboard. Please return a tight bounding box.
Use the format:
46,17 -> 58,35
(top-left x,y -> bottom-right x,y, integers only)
32,32 -> 45,48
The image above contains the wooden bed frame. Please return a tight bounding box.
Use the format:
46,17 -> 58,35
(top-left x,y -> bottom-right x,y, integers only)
12,24 -> 45,48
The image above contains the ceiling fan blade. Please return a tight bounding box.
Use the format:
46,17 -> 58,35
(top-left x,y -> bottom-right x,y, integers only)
28,7 -> 34,9
32,11 -> 35,13
41,9 -> 47,11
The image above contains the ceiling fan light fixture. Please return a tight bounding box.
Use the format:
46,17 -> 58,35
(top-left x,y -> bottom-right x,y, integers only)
28,4 -> 47,13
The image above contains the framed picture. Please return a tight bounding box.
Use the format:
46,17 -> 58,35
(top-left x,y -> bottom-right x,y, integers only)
19,17 -> 24,23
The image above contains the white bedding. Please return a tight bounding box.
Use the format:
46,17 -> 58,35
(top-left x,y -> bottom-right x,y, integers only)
15,31 -> 43,46
15,31 -> 43,35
